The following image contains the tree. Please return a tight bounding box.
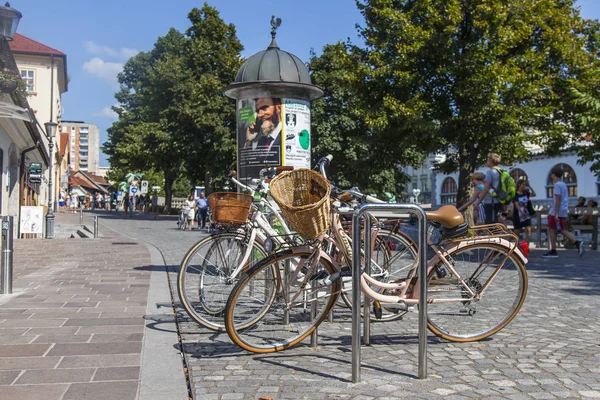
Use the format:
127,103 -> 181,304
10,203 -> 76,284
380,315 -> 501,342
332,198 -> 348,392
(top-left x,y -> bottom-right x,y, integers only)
309,42 -> 432,196
175,5 -> 243,191
103,3 -> 243,208
354,0 -> 600,205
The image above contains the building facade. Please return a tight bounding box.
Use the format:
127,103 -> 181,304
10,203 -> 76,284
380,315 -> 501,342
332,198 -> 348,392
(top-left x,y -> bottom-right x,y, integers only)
9,33 -> 68,218
60,121 -> 99,175
434,152 -> 599,208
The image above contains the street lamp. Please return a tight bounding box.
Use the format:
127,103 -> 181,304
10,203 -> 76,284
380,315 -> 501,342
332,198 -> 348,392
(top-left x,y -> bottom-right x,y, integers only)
413,188 -> 421,204
44,121 -> 58,239
0,2 -> 22,41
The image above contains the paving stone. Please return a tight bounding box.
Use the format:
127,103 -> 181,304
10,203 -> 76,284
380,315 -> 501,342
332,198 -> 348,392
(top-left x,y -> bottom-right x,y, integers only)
57,354 -> 141,368
0,370 -> 21,384
16,367 -> 95,384
0,384 -> 68,400
47,342 -> 142,356
62,381 -> 138,400
94,366 -> 140,381
0,344 -> 51,357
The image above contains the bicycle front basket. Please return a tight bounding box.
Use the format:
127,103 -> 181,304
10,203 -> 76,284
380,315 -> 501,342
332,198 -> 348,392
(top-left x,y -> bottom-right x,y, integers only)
269,168 -> 331,240
208,192 -> 253,225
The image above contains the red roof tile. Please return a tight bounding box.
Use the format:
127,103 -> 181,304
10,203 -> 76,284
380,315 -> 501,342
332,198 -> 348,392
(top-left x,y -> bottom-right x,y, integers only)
86,173 -> 109,186
9,33 -> 65,56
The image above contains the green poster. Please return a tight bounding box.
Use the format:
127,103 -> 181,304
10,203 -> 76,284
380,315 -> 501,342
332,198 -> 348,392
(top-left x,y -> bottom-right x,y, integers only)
238,106 -> 256,123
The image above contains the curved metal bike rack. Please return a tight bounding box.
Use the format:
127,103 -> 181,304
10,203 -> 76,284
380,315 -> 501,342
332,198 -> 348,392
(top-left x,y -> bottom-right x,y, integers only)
351,203 -> 428,382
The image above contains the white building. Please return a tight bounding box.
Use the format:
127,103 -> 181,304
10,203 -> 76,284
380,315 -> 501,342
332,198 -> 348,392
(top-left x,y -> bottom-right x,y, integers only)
430,151 -> 599,208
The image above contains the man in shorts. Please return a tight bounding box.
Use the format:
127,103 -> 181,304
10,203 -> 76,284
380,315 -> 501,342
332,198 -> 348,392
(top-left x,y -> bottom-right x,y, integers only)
542,166 -> 585,258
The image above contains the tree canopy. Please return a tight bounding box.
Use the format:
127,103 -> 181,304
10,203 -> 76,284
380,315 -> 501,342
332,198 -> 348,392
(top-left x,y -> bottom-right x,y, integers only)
102,3 -> 242,208
310,0 -> 600,203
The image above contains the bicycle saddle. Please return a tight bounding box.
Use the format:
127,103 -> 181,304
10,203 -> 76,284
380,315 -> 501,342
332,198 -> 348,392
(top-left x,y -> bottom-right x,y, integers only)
426,205 -> 465,229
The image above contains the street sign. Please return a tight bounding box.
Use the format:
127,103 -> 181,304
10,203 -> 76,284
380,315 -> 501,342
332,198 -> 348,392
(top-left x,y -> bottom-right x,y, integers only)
28,162 -> 42,184
131,187 -> 138,194
141,180 -> 148,194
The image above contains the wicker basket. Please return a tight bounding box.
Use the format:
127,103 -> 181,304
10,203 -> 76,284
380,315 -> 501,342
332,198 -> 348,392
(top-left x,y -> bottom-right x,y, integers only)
208,192 -> 253,225
269,169 -> 331,240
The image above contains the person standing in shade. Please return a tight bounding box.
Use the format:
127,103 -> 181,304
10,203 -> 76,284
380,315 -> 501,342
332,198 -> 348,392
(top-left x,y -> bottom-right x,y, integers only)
195,191 -> 209,230
152,192 -> 159,220
474,153 -> 502,224
123,195 -> 130,218
542,166 -> 585,258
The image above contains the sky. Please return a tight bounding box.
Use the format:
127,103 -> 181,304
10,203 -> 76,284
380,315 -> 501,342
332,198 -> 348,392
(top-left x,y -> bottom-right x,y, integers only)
12,0 -> 600,167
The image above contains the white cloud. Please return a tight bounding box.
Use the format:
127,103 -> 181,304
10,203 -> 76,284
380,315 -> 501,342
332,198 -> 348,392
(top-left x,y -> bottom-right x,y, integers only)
84,41 -> 139,60
93,106 -> 118,119
83,57 -> 122,88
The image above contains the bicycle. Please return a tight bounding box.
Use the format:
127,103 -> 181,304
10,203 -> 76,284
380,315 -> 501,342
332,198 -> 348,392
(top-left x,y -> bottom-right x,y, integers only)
177,166 -> 299,331
224,160 -> 528,353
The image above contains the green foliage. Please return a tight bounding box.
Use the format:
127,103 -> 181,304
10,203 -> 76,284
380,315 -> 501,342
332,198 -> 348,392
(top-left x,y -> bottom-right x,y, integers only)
339,0 -> 600,204
102,3 -> 243,208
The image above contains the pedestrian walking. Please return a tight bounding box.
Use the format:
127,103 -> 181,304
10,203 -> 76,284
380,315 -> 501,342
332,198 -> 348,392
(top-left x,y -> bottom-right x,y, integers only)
195,191 -> 209,229
123,195 -> 131,217
542,166 -> 585,258
474,153 -> 502,224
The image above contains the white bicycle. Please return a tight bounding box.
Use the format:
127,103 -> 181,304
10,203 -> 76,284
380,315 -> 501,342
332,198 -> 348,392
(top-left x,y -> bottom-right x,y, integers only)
177,166 -> 298,331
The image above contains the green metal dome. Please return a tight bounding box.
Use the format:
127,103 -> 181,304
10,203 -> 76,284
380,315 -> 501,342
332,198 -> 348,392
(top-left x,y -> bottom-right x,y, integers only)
224,31 -> 323,101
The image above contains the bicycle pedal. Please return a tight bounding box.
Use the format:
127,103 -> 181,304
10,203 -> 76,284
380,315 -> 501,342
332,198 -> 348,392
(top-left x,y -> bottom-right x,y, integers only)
309,270 -> 329,281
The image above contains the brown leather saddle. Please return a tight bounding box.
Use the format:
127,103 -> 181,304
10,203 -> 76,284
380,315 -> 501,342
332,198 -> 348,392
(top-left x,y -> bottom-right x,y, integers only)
425,205 -> 464,229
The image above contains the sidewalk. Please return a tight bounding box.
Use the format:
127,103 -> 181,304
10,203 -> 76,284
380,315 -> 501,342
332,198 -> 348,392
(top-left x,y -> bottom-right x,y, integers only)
0,212 -> 186,400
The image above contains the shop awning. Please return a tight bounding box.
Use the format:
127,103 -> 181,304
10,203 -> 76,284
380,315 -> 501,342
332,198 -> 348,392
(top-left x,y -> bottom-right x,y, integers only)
0,100 -> 32,122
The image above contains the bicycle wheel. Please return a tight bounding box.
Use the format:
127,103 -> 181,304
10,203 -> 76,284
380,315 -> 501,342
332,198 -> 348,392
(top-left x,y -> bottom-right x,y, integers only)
225,249 -> 340,353
177,232 -> 266,331
427,242 -> 528,342
339,229 -> 418,322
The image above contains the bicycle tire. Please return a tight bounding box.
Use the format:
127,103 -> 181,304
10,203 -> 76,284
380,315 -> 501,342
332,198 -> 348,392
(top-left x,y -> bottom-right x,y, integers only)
225,249 -> 340,353
339,229 -> 418,322
426,242 -> 528,342
177,232 -> 267,331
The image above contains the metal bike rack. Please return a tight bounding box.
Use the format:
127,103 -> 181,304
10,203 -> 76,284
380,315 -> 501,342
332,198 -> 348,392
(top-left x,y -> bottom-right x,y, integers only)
351,203 -> 428,382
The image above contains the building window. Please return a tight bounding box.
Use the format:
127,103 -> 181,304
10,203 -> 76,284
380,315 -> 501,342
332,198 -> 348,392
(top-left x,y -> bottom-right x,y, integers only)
546,163 -> 577,198
441,177 -> 457,204
20,69 -> 34,92
510,168 -> 528,184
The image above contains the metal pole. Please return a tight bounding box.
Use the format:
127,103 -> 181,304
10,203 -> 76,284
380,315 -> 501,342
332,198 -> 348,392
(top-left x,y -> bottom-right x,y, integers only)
351,208 -> 362,383
416,206 -> 428,380
80,208 -> 83,226
45,140 -> 55,239
363,214 -> 371,345
1,216 -> 14,294
93,216 -> 98,239
310,280 -> 318,347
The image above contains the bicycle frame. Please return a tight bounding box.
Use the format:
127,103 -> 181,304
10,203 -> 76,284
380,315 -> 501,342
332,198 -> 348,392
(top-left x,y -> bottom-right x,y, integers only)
360,222 -> 528,307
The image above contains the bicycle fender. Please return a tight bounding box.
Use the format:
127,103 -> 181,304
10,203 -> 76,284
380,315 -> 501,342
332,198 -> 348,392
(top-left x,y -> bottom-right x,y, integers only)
429,237 -> 528,267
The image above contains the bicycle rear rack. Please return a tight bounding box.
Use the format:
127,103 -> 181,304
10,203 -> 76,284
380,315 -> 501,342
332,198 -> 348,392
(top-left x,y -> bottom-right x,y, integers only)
351,204 -> 428,382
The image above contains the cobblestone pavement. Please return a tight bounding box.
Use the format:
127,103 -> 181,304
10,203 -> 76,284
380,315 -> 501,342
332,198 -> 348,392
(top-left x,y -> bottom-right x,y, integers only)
96,209 -> 600,400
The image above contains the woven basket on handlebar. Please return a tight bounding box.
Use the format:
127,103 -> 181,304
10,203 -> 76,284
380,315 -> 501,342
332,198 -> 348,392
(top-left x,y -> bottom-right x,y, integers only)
208,192 -> 253,225
269,168 -> 331,240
